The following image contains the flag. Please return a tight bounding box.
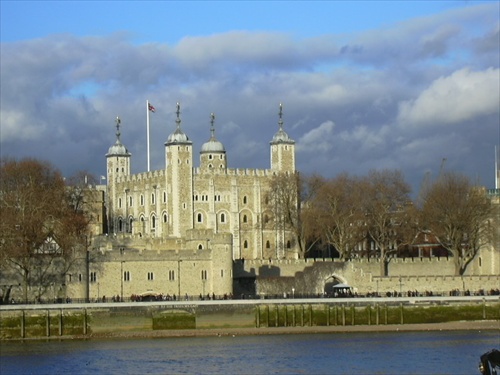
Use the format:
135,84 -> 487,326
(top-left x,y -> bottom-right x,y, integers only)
148,103 -> 156,112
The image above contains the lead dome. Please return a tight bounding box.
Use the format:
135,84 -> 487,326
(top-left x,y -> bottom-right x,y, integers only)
201,113 -> 225,154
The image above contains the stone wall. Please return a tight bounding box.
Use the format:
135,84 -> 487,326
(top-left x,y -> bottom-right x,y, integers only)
236,255 -> 500,297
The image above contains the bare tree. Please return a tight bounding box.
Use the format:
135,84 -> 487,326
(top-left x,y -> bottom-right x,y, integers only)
0,158 -> 91,303
360,170 -> 413,276
418,171 -> 494,275
265,172 -> 321,258
309,173 -> 366,259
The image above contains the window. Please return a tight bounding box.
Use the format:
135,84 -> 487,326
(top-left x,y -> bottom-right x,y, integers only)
264,214 -> 269,223
243,240 -> 248,249
151,216 -> 156,229
163,192 -> 167,203
140,195 -> 144,206
209,154 -> 213,159
243,196 -> 247,204
266,240 -> 270,249
118,219 -> 123,232
147,272 -> 154,281
169,270 -> 175,281
129,196 -> 132,206
220,213 -> 226,223
287,240 -> 291,249
151,193 -> 155,204
90,272 -> 97,283
197,213 -> 202,223
198,244 -> 203,250
163,214 -> 168,223
243,215 -> 247,223
221,269 -> 224,277
201,270 -> 207,280
118,198 -> 122,208
124,271 -> 130,281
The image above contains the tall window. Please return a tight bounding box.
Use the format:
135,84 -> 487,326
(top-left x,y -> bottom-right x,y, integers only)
90,272 -> 97,283
147,272 -> 154,281
197,213 -> 202,223
169,270 -> 175,281
220,213 -> 225,223
151,193 -> 155,204
124,271 -> 130,281
201,270 -> 207,280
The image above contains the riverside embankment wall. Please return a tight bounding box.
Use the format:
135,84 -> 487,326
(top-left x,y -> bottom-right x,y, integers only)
1,297 -> 498,340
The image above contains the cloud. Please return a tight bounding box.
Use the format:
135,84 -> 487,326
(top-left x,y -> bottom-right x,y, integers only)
397,68 -> 500,127
0,3 -> 498,193
297,121 -> 335,153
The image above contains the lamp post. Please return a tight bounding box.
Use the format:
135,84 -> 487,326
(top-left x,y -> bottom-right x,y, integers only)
177,260 -> 182,299
292,287 -> 295,299
120,261 -> 124,302
85,245 -> 90,303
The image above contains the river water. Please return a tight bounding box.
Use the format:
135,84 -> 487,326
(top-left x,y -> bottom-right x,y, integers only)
1,330 -> 498,374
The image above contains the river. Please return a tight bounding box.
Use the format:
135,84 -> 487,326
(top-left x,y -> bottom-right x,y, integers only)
1,330 -> 498,374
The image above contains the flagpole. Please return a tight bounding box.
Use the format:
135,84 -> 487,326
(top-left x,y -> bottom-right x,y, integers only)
496,145 -> 499,189
147,100 -> 151,172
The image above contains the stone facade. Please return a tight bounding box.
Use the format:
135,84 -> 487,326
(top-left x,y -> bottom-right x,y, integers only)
59,108 -> 500,303
65,103 -> 299,301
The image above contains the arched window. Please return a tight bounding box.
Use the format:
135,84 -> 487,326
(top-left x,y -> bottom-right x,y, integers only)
266,240 -> 270,249
118,219 -> 123,231
163,214 -> 168,223
198,244 -> 203,250
243,240 -> 248,249
243,215 -> 247,223
151,216 -> 156,229
220,213 -> 225,223
129,218 -> 133,232
287,240 -> 291,249
197,213 -> 202,223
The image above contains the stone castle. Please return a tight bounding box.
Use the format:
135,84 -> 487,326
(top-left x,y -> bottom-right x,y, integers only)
66,103 -> 300,301
5,101 -> 480,302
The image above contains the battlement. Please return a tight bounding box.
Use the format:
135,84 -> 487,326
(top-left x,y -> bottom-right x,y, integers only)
115,169 -> 166,183
193,167 -> 275,177
238,256 -> 456,268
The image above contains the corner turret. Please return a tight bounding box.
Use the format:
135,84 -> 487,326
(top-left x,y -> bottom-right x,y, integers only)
270,103 -> 295,172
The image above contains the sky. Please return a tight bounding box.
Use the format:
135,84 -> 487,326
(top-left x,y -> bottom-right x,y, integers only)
1,1 -> 499,194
